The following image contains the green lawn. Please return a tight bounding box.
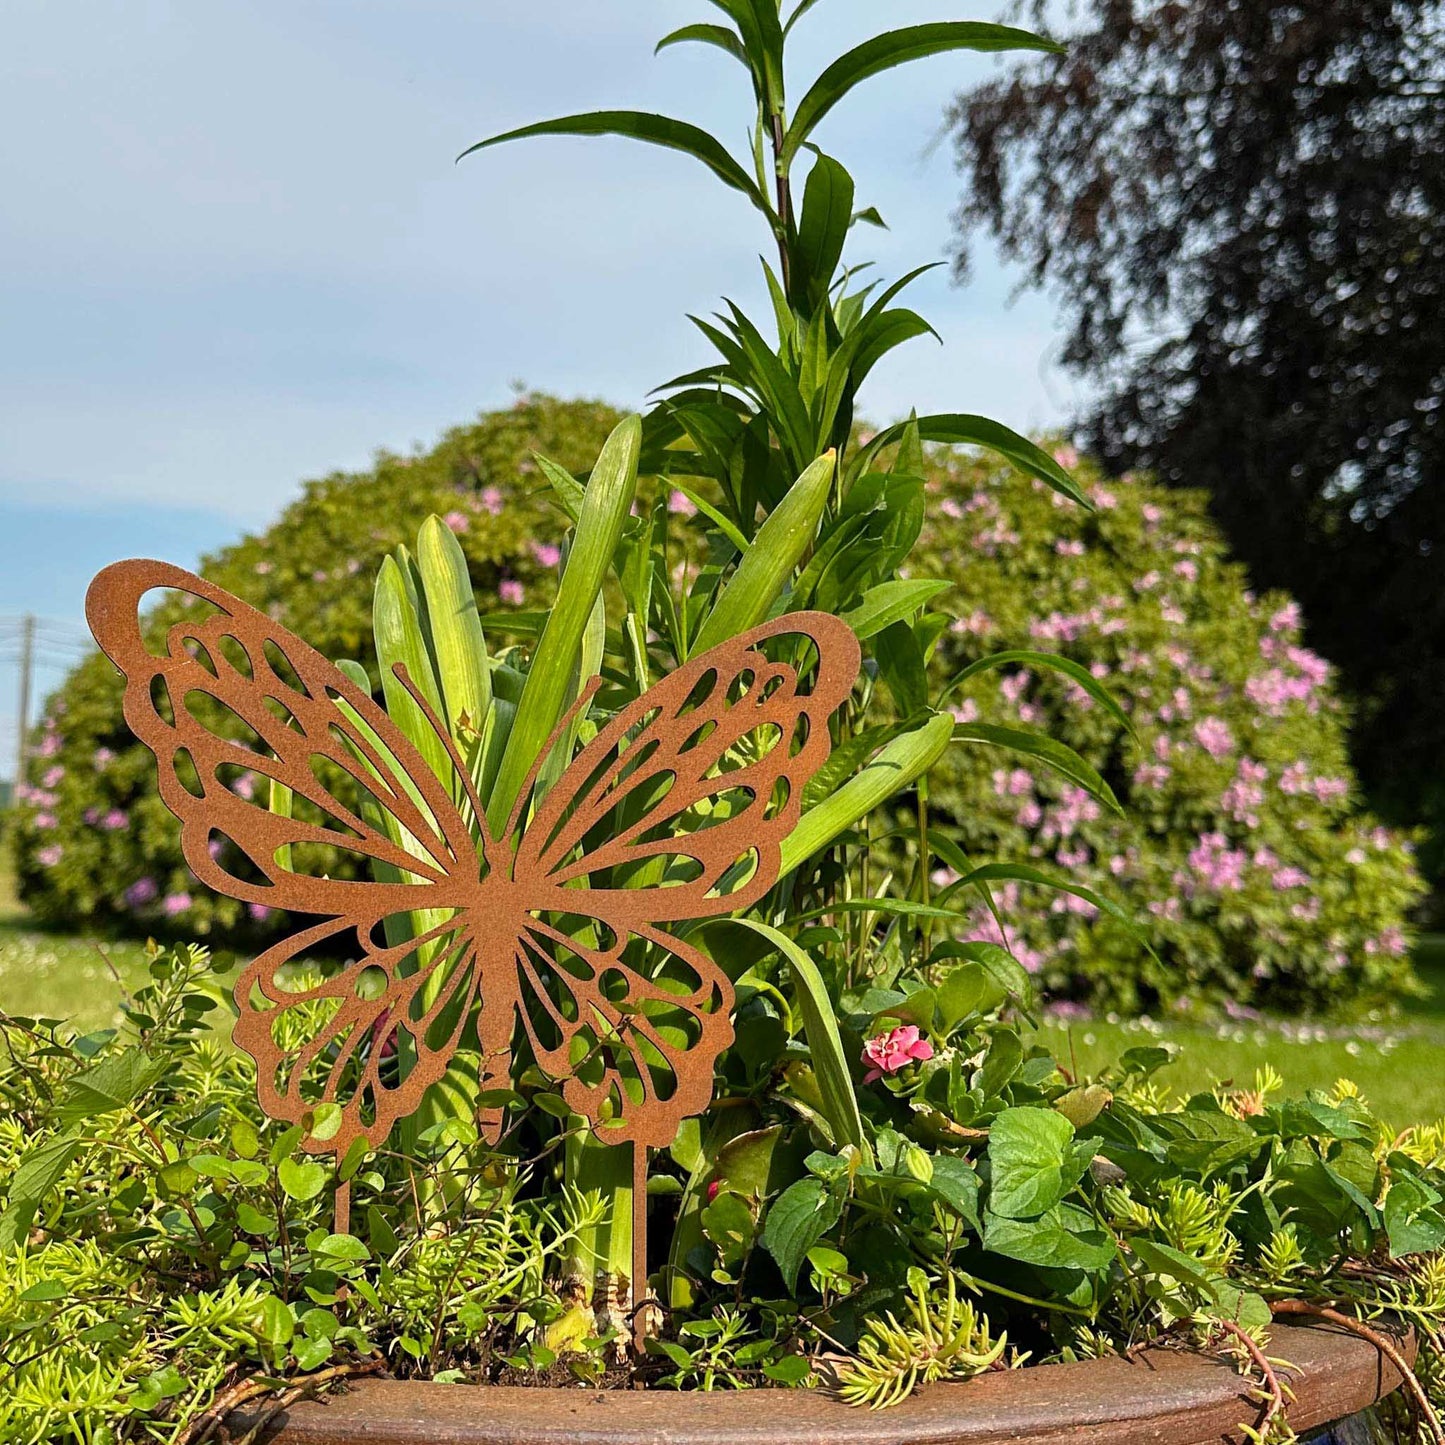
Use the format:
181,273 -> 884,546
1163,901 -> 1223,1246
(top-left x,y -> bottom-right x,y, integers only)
2,853 -> 1442,1125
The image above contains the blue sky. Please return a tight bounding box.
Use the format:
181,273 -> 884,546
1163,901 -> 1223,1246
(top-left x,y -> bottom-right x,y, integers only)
0,0 -> 1076,770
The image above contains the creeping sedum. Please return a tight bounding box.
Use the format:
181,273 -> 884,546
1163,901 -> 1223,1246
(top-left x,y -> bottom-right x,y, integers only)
921,445 -> 1424,1013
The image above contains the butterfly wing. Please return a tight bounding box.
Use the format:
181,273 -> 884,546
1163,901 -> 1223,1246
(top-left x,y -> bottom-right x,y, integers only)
508,612 -> 860,1144
516,612 -> 861,918
86,559 -> 483,1153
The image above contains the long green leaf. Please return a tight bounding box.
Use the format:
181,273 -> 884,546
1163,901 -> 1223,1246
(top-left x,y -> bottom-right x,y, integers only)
656,23 -> 749,68
732,920 -> 866,1157
794,153 -> 854,306
416,514 -> 492,754
952,721 -> 1122,816
690,450 -> 834,655
459,112 -> 770,217
488,415 -> 641,834
840,579 -> 950,640
944,648 -> 1134,736
862,413 -> 1089,507
784,23 -> 1063,161
779,712 -> 952,872
373,554 -> 452,792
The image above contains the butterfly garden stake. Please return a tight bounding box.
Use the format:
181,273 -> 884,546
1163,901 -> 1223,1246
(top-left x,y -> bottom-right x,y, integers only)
86,557 -> 860,1351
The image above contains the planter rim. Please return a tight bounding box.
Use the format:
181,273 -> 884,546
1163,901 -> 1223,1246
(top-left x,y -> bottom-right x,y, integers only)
235,1319 -> 1413,1445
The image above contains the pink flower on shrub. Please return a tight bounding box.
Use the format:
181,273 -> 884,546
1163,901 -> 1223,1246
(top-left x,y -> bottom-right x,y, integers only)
1173,560 -> 1198,583
479,486 -> 504,516
1052,444 -> 1078,469
83,807 -> 101,825
939,497 -> 964,520
862,1025 -> 934,1083
1312,776 -> 1348,803
1365,928 -> 1407,957
93,747 -> 114,767
102,809 -> 128,831
37,846 -> 63,867
38,734 -> 62,758
42,766 -> 65,787
163,892 -> 192,916
1194,717 -> 1234,759
1271,867 -> 1310,891
668,489 -> 698,518
443,510 -> 470,534
33,813 -> 56,830
125,878 -> 158,908
1269,602 -> 1301,634
1142,503 -> 1164,528
1188,832 -> 1248,892
531,541 -> 562,569
1055,539 -> 1085,557
1278,763 -> 1311,795
248,903 -> 273,923
499,579 -> 524,606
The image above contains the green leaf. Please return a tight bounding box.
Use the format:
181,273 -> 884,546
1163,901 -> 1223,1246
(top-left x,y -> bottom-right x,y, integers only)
19,1279 -> 67,1302
488,414 -> 640,833
278,1158 -> 328,1203
841,579 -> 950,640
946,649 -> 1134,737
794,153 -> 854,306
875,620 -> 929,717
761,1178 -> 843,1291
928,1154 -> 982,1231
984,1204 -> 1116,1271
732,920 -> 866,1157
656,22 -> 749,68
986,1107 -> 1089,1220
690,451 -> 835,655
763,1356 -> 813,1384
460,112 -> 771,217
779,712 -> 953,872
951,722 -> 1122,816
784,24 -> 1062,162
258,1295 -> 295,1347
56,1048 -> 165,1126
863,413 -> 1089,507
1385,1173 -> 1445,1258
416,513 -> 493,762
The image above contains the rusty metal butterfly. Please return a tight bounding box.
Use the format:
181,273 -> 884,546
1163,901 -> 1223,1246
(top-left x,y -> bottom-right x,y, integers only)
86,559 -> 860,1300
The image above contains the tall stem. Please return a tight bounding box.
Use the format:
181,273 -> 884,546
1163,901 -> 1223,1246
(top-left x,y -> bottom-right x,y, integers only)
770,112 -> 792,293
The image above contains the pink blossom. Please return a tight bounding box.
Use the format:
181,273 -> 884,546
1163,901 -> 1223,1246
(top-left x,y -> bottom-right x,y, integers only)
1194,717 -> 1235,759
125,878 -> 158,908
950,610 -> 993,638
42,766 -> 65,787
38,734 -> 62,758
1134,570 -> 1161,592
480,486 -> 505,516
1269,602 -> 1301,634
1092,485 -> 1118,509
1278,763 -> 1311,795
443,510 -> 470,534
499,579 -> 525,606
862,1025 -> 934,1083
993,767 -> 1034,798
311,570 -> 329,583
1000,671 -> 1032,707
254,561 -> 274,576
949,700 -> 979,725
938,497 -> 964,520
208,838 -> 225,860
1188,832 -> 1248,892
1370,827 -> 1394,850
1153,735 -> 1172,760
1133,763 -> 1171,790
1045,1000 -> 1092,1022
232,773 -> 257,801
248,903 -> 273,923
1055,539 -> 1085,557
102,809 -> 129,831
1142,503 -> 1164,528
531,541 -> 562,569
163,892 -> 192,916
93,747 -> 114,767
1346,847 -> 1366,866
1159,600 -> 1187,626
1312,776 -> 1348,803
1271,867 -> 1310,891
1017,800 -> 1043,829
37,846 -> 63,867
668,489 -> 698,518
1173,560 -> 1199,583
1290,898 -> 1321,922
1364,927 -> 1408,957
1052,444 -> 1079,469
1222,758 -> 1269,826
33,813 -> 56,830
83,807 -> 101,825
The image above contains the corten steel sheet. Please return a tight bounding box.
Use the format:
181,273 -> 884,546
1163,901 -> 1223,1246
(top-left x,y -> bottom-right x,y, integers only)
87,559 -> 861,1335
227,1321 -> 1413,1445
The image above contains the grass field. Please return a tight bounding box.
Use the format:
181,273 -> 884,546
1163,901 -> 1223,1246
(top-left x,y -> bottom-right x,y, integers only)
2,853 -> 1443,1124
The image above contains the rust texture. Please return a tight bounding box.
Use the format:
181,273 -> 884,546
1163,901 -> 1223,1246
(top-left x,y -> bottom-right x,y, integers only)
225,1321 -> 1414,1445
86,559 -> 860,1317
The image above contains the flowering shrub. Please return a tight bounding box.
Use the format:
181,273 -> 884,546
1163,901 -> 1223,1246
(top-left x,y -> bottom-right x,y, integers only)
920,446 -> 1426,1015
11,394 -> 621,939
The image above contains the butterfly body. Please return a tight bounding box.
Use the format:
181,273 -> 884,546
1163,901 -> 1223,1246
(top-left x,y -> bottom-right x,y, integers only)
87,557 -> 860,1163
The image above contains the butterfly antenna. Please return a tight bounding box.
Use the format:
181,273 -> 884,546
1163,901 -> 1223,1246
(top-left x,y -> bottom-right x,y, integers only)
500,675 -> 604,847
391,664 -> 493,851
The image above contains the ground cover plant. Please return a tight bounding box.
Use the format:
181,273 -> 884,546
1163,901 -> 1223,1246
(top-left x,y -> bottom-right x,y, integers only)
4,5 -> 1444,1443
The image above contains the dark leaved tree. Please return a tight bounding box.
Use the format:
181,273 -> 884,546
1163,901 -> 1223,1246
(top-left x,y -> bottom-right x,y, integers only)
949,0 -> 1445,891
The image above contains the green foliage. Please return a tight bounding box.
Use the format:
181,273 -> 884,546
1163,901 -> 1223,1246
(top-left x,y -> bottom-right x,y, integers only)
0,944 -> 588,1442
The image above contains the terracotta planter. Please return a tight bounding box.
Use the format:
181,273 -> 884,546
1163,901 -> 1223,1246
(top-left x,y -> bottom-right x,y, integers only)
235,1319 -> 1412,1445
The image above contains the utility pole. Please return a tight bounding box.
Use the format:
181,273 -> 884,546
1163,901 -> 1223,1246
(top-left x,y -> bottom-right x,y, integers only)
15,613 -> 34,784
